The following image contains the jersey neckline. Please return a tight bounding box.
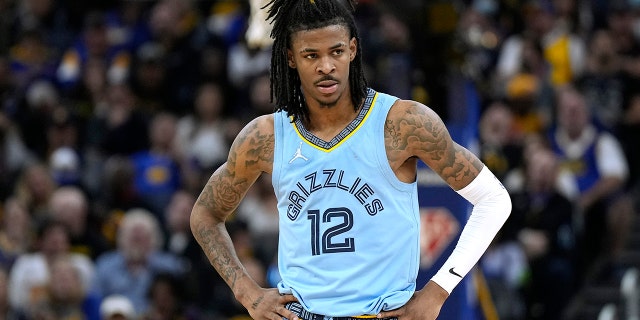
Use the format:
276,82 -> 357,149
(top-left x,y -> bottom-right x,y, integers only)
293,88 -> 377,151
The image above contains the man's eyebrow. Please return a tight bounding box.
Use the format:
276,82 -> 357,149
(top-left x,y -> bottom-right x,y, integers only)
299,42 -> 346,53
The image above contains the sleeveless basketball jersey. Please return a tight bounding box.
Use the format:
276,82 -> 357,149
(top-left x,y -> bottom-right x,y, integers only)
272,88 -> 420,316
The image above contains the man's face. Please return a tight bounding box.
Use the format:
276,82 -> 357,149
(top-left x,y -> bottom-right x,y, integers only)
287,25 -> 356,108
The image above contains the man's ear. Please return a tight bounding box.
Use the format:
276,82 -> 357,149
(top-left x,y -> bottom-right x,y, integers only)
287,49 -> 296,68
349,37 -> 357,61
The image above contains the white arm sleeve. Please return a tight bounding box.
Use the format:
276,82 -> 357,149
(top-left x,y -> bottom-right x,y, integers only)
430,166 -> 512,293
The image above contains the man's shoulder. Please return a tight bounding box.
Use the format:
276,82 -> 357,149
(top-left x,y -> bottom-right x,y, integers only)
234,114 -> 275,140
386,98 -> 436,120
236,113 -> 275,149
250,113 -> 275,129
232,114 -> 276,173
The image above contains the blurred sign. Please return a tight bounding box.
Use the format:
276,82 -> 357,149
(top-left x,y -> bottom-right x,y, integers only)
420,207 -> 460,268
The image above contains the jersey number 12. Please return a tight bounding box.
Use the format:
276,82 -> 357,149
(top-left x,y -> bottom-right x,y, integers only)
308,207 -> 355,255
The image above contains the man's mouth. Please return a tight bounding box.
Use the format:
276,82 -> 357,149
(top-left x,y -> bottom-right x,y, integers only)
316,80 -> 338,94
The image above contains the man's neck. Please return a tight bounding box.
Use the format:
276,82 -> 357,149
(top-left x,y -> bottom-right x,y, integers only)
303,100 -> 362,141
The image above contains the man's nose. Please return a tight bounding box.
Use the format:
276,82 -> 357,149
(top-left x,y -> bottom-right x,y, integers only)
316,56 -> 335,74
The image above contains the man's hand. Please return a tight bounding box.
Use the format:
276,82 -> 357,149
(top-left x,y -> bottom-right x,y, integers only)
377,281 -> 449,320
243,289 -> 300,320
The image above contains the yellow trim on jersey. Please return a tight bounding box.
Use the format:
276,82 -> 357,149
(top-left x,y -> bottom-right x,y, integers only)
291,92 -> 379,152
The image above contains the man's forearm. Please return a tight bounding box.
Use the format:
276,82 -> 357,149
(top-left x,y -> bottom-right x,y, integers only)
431,166 -> 512,293
190,209 -> 260,303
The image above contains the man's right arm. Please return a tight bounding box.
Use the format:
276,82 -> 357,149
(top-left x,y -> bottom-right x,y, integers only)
190,115 -> 274,310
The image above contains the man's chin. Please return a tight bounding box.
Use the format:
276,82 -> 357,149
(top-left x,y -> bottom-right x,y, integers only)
319,102 -> 338,108
315,95 -> 340,108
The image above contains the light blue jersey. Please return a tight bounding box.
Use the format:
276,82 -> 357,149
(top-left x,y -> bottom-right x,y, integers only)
272,88 -> 420,316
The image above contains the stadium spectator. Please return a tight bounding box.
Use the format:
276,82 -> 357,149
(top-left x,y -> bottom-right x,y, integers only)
48,186 -> 109,260
14,79 -> 61,159
174,82 -> 230,192
145,0 -> 203,114
11,0 -> 74,56
0,197 -> 32,271
129,42 -> 170,115
8,219 -> 95,314
12,162 -> 57,219
130,112 -> 182,219
0,266 -> 22,319
99,294 -> 136,320
29,255 -> 100,320
476,101 -> 523,181
162,189 -> 224,317
92,208 -> 186,314
56,11 -> 131,92
141,273 -> 193,320
504,148 -> 578,319
576,29 -> 627,132
548,85 -> 634,277
617,91 -> 640,212
8,28 -> 57,92
89,83 -> 149,157
0,110 -> 36,201
495,0 -> 586,89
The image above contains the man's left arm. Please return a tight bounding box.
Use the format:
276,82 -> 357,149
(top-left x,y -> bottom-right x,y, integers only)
379,101 -> 511,319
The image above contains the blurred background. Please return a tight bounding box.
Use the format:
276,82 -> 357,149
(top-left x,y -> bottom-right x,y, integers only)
0,0 -> 639,319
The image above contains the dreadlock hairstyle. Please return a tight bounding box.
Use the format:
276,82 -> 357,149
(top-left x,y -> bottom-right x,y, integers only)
265,0 -> 368,122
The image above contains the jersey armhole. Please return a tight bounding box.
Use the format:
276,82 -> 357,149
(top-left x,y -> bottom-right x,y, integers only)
271,112 -> 284,191
374,95 -> 416,191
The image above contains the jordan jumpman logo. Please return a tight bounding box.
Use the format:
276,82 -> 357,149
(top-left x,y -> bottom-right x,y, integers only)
289,142 -> 309,163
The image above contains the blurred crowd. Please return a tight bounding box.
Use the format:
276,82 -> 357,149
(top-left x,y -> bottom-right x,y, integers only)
0,0 -> 294,319
458,0 -> 640,319
0,0 -> 638,319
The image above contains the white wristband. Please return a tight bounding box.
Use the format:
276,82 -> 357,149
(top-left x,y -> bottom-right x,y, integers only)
430,166 -> 511,293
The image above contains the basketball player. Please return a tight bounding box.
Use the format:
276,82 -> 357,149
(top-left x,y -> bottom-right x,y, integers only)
190,0 -> 512,319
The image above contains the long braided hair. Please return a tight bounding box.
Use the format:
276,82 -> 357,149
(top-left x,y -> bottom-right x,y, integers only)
264,0 -> 368,122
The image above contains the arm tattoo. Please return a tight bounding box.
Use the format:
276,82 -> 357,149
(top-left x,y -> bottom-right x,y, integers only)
440,145 -> 483,185
196,118 -> 273,213
391,105 -> 448,161
385,120 -> 402,149
197,166 -> 246,213
232,120 -> 274,169
251,295 -> 264,310
193,116 -> 274,291
195,224 -> 242,288
242,125 -> 274,168
389,103 -> 482,185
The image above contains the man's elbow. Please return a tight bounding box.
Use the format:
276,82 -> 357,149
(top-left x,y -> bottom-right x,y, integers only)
497,186 -> 512,221
190,207 -> 202,237
189,205 -> 227,238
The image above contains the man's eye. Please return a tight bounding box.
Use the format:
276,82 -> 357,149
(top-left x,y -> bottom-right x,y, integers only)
305,54 -> 317,59
334,50 -> 344,55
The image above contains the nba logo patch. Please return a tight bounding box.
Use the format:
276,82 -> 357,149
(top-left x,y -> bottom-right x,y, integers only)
419,207 -> 460,268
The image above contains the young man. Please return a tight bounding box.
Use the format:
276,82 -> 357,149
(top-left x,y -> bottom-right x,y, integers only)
190,1 -> 512,319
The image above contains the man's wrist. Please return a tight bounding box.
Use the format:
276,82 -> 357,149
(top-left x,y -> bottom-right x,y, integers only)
233,273 -> 263,306
431,267 -> 463,294
421,280 -> 450,306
